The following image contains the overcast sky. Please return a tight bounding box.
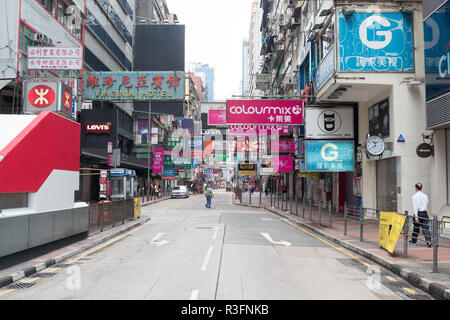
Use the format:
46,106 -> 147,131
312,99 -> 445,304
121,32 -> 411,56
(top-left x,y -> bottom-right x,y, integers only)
167,0 -> 254,101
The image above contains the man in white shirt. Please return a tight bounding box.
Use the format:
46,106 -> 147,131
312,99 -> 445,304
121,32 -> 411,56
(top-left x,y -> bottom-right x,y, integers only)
410,183 -> 432,247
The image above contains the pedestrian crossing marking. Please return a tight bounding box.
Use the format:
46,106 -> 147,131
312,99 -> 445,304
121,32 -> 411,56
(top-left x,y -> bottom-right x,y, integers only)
403,287 -> 416,295
385,276 -> 397,282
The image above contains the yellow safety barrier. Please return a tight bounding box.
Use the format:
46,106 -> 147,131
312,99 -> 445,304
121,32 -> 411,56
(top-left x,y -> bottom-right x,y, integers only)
134,197 -> 141,219
379,211 -> 406,253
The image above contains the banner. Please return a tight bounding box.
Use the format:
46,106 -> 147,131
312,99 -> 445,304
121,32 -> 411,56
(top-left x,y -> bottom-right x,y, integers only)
226,100 -> 303,125
152,148 -> 164,173
379,211 -> 406,253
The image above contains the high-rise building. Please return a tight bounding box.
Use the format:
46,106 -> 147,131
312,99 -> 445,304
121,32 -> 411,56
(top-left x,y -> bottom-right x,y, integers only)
242,38 -> 249,96
249,0 -> 264,96
187,62 -> 215,102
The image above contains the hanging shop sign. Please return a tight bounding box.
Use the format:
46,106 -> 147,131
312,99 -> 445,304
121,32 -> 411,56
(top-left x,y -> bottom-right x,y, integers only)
255,74 -> 271,89
238,162 -> 257,176
226,100 -> 303,125
208,109 -> 227,125
27,47 -> 83,70
416,143 -> 434,158
152,148 -> 164,173
227,125 -> 289,135
305,140 -> 354,172
305,107 -> 354,139
85,122 -> 112,135
82,71 -> 185,101
151,128 -> 159,145
260,155 -> 274,175
339,12 -> 414,72
273,155 -> 294,173
270,139 -> 295,153
24,81 -> 73,116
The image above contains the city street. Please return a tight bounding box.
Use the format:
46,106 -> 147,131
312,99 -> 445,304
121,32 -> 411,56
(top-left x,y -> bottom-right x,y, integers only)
0,191 -> 432,300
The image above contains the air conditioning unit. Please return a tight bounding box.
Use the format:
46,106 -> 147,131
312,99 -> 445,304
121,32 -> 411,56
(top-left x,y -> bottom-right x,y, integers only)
287,0 -> 295,8
65,6 -> 75,16
291,17 -> 300,26
33,33 -> 44,41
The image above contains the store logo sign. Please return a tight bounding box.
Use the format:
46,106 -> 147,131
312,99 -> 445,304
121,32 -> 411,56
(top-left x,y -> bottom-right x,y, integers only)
359,15 -> 393,50
320,143 -> 339,161
85,122 -> 112,134
28,85 -> 56,108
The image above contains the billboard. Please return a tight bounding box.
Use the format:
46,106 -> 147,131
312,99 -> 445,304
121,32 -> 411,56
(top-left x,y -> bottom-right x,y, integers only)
208,109 -> 227,125
305,107 -> 354,139
227,125 -> 289,135
274,156 -> 294,173
238,162 -> 257,176
27,47 -> 83,70
83,71 -> 185,101
270,140 -> 295,153
226,100 -> 303,125
339,12 -> 414,72
305,141 -> 354,172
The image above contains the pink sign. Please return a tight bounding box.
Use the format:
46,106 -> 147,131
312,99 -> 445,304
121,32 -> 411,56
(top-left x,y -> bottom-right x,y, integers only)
152,148 -> 164,173
227,125 -> 289,135
227,100 -> 303,125
274,156 -> 293,173
271,140 -> 295,152
208,110 -> 227,125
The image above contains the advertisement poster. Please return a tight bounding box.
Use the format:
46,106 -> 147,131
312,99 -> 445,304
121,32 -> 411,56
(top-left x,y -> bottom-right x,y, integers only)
227,100 -> 303,125
208,109 -> 227,125
274,156 -> 293,173
152,148 -> 164,173
305,141 -> 354,172
270,140 -> 295,152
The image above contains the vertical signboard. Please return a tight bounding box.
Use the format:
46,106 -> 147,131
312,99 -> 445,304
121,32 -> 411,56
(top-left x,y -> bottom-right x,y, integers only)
152,148 -> 164,173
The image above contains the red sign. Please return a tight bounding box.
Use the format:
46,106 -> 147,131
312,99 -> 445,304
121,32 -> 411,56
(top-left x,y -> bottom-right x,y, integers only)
63,88 -> 72,111
227,100 -> 303,125
271,140 -> 295,153
28,85 -> 56,108
85,122 -> 112,134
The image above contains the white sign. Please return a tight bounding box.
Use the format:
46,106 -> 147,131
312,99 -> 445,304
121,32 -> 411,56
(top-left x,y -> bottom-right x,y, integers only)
28,58 -> 83,70
305,107 -> 354,139
28,47 -> 83,59
260,155 -> 274,175
151,128 -> 159,145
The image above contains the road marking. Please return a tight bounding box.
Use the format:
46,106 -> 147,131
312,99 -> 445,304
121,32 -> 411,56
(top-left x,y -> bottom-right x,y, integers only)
67,212 -> 170,264
212,227 -> 218,240
190,290 -> 199,300
260,232 -> 291,246
151,233 -> 169,247
263,209 -> 379,272
261,218 -> 274,221
385,276 -> 397,282
201,246 -> 214,271
21,278 -> 39,284
403,287 -> 416,295
45,267 -> 61,273
0,289 -> 15,297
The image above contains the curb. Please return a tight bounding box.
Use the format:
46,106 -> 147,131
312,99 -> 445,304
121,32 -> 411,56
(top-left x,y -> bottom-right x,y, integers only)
141,197 -> 171,207
262,206 -> 450,300
0,216 -> 151,290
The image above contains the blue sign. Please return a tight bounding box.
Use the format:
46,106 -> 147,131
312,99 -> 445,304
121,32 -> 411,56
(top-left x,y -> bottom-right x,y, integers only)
397,134 -> 405,143
163,169 -> 175,177
315,47 -> 335,90
305,141 -> 354,172
339,12 -> 414,72
424,1 -> 450,101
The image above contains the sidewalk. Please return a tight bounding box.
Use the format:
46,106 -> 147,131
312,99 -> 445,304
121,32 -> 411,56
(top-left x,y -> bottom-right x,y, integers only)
0,196 -> 173,289
236,193 -> 450,300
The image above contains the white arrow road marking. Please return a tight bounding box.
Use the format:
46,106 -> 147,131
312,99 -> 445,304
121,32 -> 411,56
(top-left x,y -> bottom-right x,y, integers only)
212,227 -> 218,240
190,290 -> 199,300
151,233 -> 169,247
260,232 -> 291,246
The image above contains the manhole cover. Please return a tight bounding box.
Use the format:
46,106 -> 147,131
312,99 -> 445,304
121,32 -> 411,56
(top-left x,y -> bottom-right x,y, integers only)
33,273 -> 57,278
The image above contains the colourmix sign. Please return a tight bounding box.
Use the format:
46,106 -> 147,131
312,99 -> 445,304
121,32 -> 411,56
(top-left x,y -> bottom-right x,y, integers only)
226,100 -> 303,125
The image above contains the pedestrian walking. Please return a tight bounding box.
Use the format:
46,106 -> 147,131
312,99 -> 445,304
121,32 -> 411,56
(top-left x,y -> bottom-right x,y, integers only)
205,186 -> 214,208
410,183 -> 432,247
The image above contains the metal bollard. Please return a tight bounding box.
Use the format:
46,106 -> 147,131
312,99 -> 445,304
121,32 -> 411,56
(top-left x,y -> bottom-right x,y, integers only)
403,211 -> 409,258
433,216 -> 438,273
344,202 -> 347,236
310,200 -> 313,221
290,195 -> 293,214
360,207 -> 364,242
318,201 -> 322,225
302,199 -> 305,218
295,194 -> 298,216
328,200 -> 332,228
270,188 -> 273,207
249,188 -> 252,205
100,202 -> 104,232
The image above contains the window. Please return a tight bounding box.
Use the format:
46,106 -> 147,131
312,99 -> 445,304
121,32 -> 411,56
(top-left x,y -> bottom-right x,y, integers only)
322,22 -> 334,57
58,0 -> 67,26
369,98 -> 390,138
38,0 -> 57,16
19,23 -> 37,53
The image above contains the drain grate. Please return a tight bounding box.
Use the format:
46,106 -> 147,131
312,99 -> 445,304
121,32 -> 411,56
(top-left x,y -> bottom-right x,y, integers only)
33,272 -> 57,278
6,282 -> 36,289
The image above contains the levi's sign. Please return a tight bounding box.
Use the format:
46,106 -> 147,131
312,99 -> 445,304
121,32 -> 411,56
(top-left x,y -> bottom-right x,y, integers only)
85,122 -> 112,134
226,100 -> 303,125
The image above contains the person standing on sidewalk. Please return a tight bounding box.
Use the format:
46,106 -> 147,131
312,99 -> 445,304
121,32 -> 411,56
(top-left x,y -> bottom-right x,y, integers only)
410,183 -> 432,247
205,186 -> 214,208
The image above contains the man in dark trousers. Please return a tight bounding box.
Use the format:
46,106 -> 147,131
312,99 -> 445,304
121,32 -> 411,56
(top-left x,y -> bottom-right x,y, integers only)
410,183 -> 432,247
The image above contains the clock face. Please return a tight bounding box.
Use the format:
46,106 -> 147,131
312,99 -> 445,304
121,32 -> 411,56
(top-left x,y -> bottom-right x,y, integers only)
366,136 -> 385,156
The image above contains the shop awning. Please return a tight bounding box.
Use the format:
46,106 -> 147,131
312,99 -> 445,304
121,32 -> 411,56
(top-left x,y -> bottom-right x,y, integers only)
0,79 -> 12,91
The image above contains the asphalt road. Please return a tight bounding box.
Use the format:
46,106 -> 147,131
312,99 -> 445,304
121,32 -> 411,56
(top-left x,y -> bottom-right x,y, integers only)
0,190 -> 433,300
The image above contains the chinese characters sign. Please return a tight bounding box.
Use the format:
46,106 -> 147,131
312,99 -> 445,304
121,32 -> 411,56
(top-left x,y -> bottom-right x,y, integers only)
83,71 -> 185,101
227,125 -> 289,135
226,100 -> 303,125
152,148 -> 164,173
339,12 -> 414,72
208,110 -> 227,125
305,141 -> 354,172
28,47 -> 83,70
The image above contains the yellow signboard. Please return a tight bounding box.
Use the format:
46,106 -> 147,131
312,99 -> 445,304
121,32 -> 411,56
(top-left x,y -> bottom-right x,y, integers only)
379,211 -> 406,253
298,173 -> 320,178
